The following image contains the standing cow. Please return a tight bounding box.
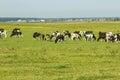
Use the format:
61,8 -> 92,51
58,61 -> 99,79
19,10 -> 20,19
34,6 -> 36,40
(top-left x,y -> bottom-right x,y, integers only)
84,31 -> 96,41
110,33 -> 120,42
97,32 -> 113,42
71,31 -> 82,40
50,31 -> 61,40
33,32 -> 45,40
116,33 -> 120,41
55,34 -> 64,43
63,30 -> 71,40
0,28 -> 7,38
10,28 -> 23,37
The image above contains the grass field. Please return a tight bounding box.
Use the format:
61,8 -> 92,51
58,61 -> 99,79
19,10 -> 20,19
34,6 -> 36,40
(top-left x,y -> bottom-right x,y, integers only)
0,22 -> 120,80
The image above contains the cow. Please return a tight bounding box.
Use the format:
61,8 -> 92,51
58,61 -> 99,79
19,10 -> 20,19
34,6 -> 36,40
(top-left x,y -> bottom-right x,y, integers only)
116,33 -> 120,41
71,31 -> 82,40
50,31 -> 61,40
71,33 -> 81,40
97,32 -> 114,42
0,28 -> 7,38
55,34 -> 64,43
109,34 -> 117,42
10,28 -> 23,37
84,31 -> 96,41
33,32 -> 45,40
33,32 -> 41,39
63,30 -> 71,39
110,33 -> 120,42
79,31 -> 86,36
44,34 -> 51,41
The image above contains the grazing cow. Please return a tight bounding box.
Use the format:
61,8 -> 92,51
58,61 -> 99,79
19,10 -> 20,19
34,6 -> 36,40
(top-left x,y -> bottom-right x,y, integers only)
97,32 -> 113,42
0,28 -> 7,38
10,28 -> 23,37
84,31 -> 96,41
55,35 -> 64,43
50,31 -> 61,40
71,31 -> 82,40
71,33 -> 81,40
97,32 -> 106,41
63,30 -> 71,39
116,33 -> 120,41
79,31 -> 86,36
110,33 -> 120,42
74,31 -> 82,38
45,34 -> 51,41
33,32 -> 45,40
109,34 -> 117,42
33,32 -> 41,39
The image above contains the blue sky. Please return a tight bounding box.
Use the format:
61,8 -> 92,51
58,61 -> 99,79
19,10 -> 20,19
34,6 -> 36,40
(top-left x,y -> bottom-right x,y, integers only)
0,0 -> 120,18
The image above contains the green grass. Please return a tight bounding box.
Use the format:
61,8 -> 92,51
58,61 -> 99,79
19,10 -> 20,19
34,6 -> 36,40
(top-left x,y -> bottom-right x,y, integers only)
0,22 -> 120,80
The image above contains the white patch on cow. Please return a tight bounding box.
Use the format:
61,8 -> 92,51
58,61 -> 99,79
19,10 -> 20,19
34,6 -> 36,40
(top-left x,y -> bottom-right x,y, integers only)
106,32 -> 113,42
56,32 -> 61,36
0,30 -> 7,38
71,33 -> 80,40
80,31 -> 86,36
84,33 -> 94,41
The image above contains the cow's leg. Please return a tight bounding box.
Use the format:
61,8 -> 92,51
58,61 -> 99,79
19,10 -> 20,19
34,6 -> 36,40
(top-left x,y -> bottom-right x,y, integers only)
4,34 -> 7,38
93,34 -> 96,40
10,34 -> 14,37
55,38 -> 58,43
105,38 -> 107,42
85,37 -> 87,41
50,35 -> 54,40
97,37 -> 102,41
78,36 -> 81,40
0,34 -> 2,38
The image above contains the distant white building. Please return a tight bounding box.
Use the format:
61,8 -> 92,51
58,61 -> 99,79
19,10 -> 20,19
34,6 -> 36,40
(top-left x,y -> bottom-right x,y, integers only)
40,19 -> 45,22
17,19 -> 27,22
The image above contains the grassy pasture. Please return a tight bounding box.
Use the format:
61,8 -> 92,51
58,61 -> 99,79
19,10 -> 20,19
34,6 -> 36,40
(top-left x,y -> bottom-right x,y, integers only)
0,22 -> 120,80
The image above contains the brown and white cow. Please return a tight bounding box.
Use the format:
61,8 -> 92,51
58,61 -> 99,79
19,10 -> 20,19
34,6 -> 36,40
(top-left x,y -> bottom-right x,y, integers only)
97,32 -> 114,42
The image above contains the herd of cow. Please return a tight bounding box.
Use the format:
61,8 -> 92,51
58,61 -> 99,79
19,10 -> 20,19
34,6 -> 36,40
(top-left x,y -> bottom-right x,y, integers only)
0,28 -> 23,38
0,28 -> 120,43
33,30 -> 120,43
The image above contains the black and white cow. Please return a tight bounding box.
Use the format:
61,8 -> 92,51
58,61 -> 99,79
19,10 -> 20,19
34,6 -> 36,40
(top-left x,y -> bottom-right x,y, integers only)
55,34 -> 64,43
50,31 -> 61,40
33,32 -> 45,40
49,31 -> 65,43
63,30 -> 71,39
44,34 -> 51,41
79,31 -> 86,36
84,31 -> 96,41
0,28 -> 7,38
33,32 -> 41,39
97,32 -> 113,42
71,31 -> 82,40
116,33 -> 120,41
110,33 -> 120,42
10,28 -> 23,37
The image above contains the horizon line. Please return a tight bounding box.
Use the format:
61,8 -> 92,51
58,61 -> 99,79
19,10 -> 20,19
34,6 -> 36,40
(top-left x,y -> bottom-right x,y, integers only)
0,17 -> 120,19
